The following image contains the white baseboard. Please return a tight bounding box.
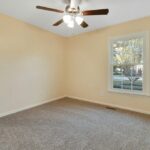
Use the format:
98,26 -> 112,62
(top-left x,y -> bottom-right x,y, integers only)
0,96 -> 65,118
67,96 -> 150,115
1,95 -> 149,118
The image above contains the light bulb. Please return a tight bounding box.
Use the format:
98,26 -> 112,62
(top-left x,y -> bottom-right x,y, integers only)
63,15 -> 72,24
67,20 -> 75,28
75,16 -> 84,25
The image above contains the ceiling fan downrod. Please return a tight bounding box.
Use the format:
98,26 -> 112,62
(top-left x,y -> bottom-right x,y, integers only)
70,0 -> 80,9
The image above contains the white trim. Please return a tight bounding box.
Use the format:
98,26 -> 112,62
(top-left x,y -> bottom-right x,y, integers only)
145,31 -> 150,94
108,31 -> 150,96
1,95 -> 150,118
0,96 -> 66,118
67,96 -> 150,115
108,89 -> 150,96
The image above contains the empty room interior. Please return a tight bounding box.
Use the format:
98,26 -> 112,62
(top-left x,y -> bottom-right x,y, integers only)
0,0 -> 150,149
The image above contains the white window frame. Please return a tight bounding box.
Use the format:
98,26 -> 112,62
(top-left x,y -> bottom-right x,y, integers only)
108,32 -> 150,96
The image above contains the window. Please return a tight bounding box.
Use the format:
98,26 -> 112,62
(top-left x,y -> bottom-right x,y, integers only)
109,32 -> 150,95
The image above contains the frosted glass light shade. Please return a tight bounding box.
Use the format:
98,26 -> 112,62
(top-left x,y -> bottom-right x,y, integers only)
67,20 -> 75,28
63,15 -> 72,24
75,16 -> 83,25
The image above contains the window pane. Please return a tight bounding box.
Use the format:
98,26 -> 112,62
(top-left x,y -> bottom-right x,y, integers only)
111,33 -> 145,93
113,78 -> 122,89
132,65 -> 143,91
113,66 -> 122,75
113,42 -> 133,65
123,78 -> 131,90
133,79 -> 143,91
122,65 -> 132,90
112,37 -> 144,65
133,52 -> 143,64
113,65 -> 123,89
132,38 -> 144,64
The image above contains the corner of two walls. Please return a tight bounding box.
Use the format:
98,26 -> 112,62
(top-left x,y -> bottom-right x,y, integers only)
0,13 -> 66,116
1,13 -> 150,117
66,16 -> 150,114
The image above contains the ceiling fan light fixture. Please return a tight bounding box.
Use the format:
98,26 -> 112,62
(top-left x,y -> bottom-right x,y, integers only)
36,2 -> 109,29
75,16 -> 83,25
63,14 -> 72,24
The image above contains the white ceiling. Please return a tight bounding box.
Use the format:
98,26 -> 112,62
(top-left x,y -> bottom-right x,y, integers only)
0,0 -> 150,37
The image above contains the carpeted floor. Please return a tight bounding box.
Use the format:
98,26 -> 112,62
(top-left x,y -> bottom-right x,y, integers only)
0,98 -> 150,150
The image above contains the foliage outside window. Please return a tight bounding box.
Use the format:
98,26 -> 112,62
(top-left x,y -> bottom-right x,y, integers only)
109,32 -> 150,95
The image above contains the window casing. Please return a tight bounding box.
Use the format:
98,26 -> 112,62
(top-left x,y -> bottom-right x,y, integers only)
108,32 -> 150,96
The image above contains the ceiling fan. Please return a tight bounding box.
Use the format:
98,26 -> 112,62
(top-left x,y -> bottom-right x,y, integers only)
36,0 -> 109,28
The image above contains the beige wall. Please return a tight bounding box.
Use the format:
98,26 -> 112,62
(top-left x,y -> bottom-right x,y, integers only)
1,13 -> 150,116
66,17 -> 150,114
0,14 -> 65,115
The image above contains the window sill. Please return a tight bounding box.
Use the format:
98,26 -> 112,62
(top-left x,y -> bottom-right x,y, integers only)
108,88 -> 150,97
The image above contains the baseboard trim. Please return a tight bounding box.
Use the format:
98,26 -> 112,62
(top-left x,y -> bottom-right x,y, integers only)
67,96 -> 150,115
1,95 -> 149,118
0,96 -> 65,118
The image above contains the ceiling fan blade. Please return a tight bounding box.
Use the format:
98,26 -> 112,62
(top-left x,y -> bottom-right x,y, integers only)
82,9 -> 109,16
53,19 -> 64,26
36,6 -> 64,13
80,21 -> 88,28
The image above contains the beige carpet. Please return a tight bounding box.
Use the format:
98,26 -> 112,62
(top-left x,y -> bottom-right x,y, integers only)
0,98 -> 150,150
